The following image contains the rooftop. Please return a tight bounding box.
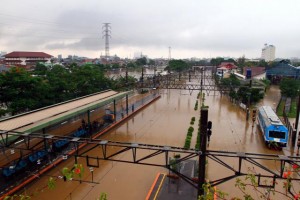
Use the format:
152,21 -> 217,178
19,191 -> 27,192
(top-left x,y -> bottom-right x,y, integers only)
5,51 -> 53,58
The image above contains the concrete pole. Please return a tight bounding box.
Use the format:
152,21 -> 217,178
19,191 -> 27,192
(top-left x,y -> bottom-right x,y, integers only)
198,107 -> 208,197
294,92 -> 300,151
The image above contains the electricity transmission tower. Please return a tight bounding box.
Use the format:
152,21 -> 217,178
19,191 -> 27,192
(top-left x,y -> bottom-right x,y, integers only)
102,23 -> 111,61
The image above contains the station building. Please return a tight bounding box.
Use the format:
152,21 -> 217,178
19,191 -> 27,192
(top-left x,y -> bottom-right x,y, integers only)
266,60 -> 300,83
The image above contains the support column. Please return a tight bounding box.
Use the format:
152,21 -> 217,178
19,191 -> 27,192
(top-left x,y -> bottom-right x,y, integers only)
87,110 -> 91,125
126,95 -> 129,115
113,99 -> 116,123
43,128 -> 47,151
198,107 -> 208,197
294,92 -> 300,150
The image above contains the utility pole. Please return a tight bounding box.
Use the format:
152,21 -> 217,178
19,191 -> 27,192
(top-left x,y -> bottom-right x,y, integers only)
294,91 -> 300,152
102,23 -> 111,61
198,107 -> 208,197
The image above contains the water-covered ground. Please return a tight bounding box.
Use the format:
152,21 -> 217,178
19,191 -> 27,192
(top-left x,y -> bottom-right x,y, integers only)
20,84 -> 300,200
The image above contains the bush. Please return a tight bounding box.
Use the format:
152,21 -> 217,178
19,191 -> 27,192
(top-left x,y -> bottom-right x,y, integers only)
194,100 -> 198,110
188,126 -> 194,133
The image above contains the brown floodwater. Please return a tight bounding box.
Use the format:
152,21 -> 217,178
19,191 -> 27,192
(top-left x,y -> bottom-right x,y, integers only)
20,85 -> 298,200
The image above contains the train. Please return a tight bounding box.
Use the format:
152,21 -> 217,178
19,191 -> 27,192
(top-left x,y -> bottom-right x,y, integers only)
257,106 -> 288,147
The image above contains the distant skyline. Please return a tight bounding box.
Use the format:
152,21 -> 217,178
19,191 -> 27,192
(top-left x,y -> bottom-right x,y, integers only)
0,0 -> 300,59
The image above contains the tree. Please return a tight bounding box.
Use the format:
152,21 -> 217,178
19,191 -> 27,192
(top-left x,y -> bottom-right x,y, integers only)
220,74 -> 241,88
70,64 -> 111,97
280,78 -> 300,98
0,67 -> 50,115
236,86 -> 264,105
111,63 -> 120,69
167,59 -> 190,72
126,62 -> 137,68
237,56 -> 246,68
34,63 -> 49,75
46,65 -> 73,102
135,57 -> 147,66
148,59 -> 155,66
210,57 -> 225,66
257,59 -> 269,68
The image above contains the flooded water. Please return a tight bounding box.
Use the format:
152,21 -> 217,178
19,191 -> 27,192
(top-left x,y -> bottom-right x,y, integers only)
19,84 -> 298,200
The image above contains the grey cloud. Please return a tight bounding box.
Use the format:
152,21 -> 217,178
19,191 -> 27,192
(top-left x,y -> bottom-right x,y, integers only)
1,0 -> 300,58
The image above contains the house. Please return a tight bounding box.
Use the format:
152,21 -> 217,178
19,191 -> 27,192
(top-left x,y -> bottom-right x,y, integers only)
218,62 -> 238,70
4,51 -> 53,68
216,62 -> 238,78
243,67 -> 266,80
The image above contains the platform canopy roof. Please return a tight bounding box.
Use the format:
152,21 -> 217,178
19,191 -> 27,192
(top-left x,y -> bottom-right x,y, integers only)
266,61 -> 300,79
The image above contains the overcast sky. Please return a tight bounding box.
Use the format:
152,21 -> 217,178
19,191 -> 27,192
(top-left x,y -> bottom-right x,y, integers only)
0,0 -> 300,59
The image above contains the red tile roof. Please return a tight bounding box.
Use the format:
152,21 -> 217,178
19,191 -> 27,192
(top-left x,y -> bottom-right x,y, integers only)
218,62 -> 238,69
5,51 -> 53,58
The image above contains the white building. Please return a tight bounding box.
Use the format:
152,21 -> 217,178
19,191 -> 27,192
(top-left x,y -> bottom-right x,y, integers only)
261,44 -> 275,62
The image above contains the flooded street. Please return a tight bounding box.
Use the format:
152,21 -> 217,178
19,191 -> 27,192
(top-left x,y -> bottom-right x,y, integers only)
23,84 -> 295,200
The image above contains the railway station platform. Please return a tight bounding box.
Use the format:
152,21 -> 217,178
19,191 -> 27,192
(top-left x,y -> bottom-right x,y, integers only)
146,160 -> 198,200
0,89 -> 161,198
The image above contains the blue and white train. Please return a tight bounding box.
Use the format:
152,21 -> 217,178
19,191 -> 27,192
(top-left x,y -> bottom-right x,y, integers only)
257,106 -> 288,147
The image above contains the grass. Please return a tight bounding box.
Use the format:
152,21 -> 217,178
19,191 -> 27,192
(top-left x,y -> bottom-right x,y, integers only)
288,99 -> 298,118
277,99 -> 285,117
277,97 -> 298,118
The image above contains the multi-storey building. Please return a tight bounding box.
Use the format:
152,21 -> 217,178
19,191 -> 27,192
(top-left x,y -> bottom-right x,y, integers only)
261,44 -> 275,62
4,51 -> 53,67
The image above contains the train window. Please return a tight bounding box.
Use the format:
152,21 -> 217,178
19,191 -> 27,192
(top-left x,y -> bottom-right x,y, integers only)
269,131 -> 285,139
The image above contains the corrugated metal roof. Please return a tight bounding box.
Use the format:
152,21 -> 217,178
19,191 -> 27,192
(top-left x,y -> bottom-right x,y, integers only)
0,90 -> 127,132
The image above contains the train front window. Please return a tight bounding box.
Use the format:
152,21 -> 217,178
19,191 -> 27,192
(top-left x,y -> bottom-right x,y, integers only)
269,131 -> 285,139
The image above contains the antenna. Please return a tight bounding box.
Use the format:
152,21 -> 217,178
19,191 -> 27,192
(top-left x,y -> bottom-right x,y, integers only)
102,23 -> 111,61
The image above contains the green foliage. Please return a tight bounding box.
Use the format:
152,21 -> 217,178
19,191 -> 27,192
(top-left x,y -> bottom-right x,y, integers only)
261,78 -> 271,88
198,182 -> 228,200
167,59 -> 190,72
126,62 -> 137,68
112,75 -> 137,91
0,67 -> 49,115
194,100 -> 198,110
3,194 -> 31,200
169,154 -> 181,171
47,177 -> 56,190
135,57 -> 147,66
220,74 -> 241,88
197,92 -> 201,99
195,130 -> 200,150
289,98 -> 298,118
98,192 -> 108,200
188,126 -> 194,133
276,99 -> 285,116
236,86 -> 264,105
0,63 -> 130,116
279,78 -> 300,98
190,117 -> 196,125
62,163 -> 85,181
277,97 -> 298,118
184,126 -> 194,149
210,57 -> 225,66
